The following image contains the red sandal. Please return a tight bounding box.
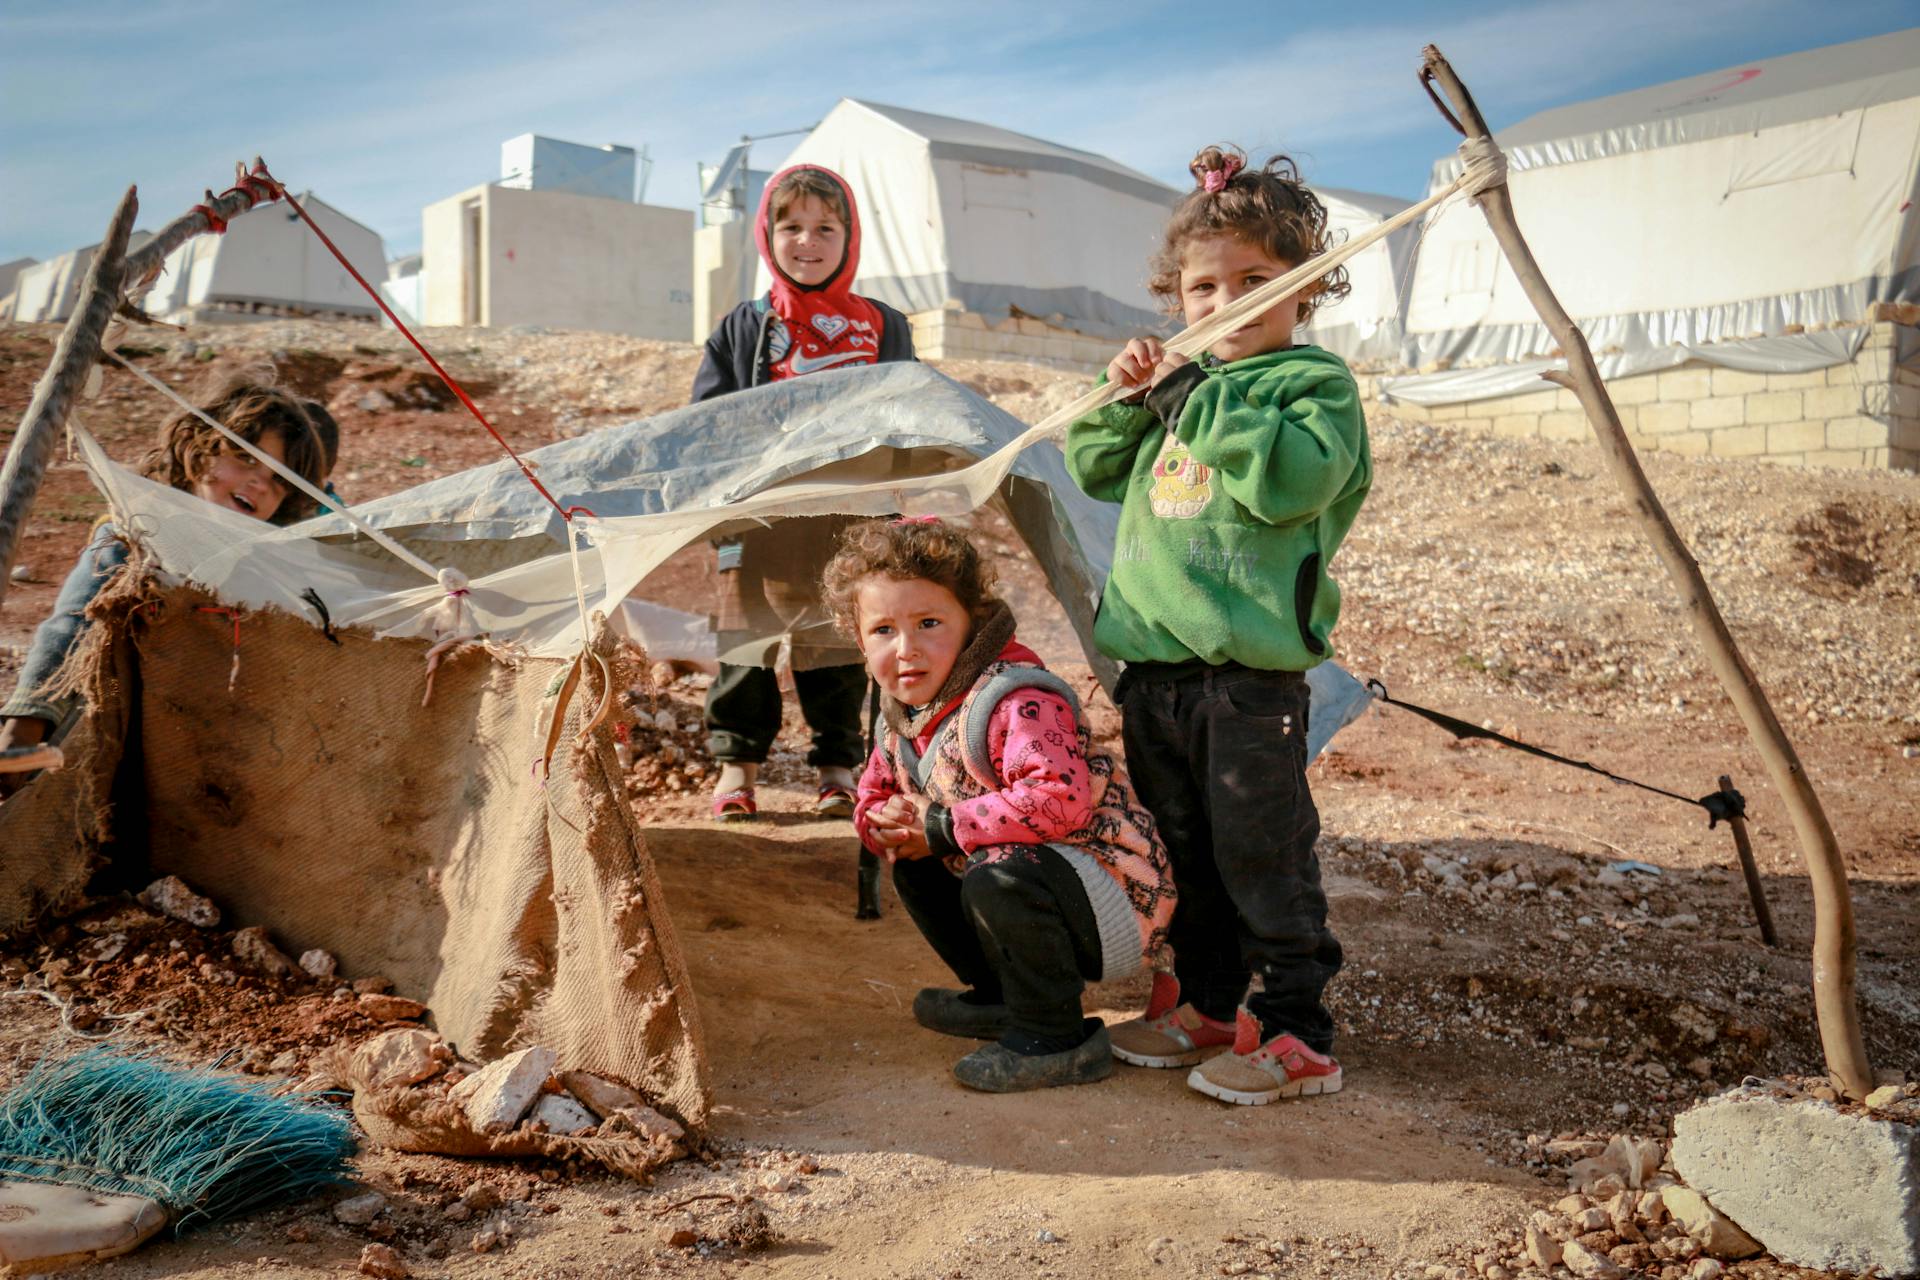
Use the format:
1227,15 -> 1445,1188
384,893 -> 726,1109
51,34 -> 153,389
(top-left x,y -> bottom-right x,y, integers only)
814,782 -> 856,819
712,788 -> 757,823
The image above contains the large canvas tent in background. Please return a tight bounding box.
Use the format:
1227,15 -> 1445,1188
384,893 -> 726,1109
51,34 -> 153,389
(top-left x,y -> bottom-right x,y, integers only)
1,233 -> 156,324
139,193 -> 388,324
1314,187 -> 1416,366
1393,27 -> 1920,400
761,99 -> 1176,339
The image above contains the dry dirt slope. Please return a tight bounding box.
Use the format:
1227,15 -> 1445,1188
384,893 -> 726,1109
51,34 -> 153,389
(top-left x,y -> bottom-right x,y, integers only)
0,319 -> 1915,1280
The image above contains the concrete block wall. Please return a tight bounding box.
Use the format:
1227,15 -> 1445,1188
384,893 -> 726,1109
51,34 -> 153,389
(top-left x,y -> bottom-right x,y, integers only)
910,308 -> 1115,374
1380,322 -> 1919,473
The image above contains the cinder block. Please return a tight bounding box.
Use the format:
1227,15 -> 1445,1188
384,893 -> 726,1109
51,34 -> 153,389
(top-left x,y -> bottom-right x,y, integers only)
1806,449 -> 1868,469
1553,387 -> 1582,410
1016,317 -> 1049,337
1394,401 -> 1435,422
1689,396 -> 1745,429
1802,385 -> 1860,419
1657,430 -> 1712,456
1496,389 -> 1561,415
1712,425 -> 1769,456
1658,367 -> 1714,400
1606,373 -> 1660,405
1889,447 -> 1919,472
1428,401 -> 1469,421
1454,417 -> 1492,434
957,310 -> 988,330
1826,416 -> 1890,449
1767,369 -> 1827,391
1539,411 -> 1589,442
1611,404 -> 1638,433
1767,421 -> 1826,454
1710,368 -> 1769,397
1828,363 -> 1868,387
1492,414 -> 1539,438
1671,1088 -> 1920,1276
1639,402 -> 1692,434
1744,391 -> 1802,424
1891,384 -> 1920,419
1756,452 -> 1806,467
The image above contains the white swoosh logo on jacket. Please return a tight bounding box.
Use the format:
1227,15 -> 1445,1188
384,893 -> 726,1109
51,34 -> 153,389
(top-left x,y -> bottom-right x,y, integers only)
787,349 -> 875,376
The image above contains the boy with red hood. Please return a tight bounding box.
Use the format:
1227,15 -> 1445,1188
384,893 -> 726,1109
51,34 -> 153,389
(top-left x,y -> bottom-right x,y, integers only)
692,165 -> 916,823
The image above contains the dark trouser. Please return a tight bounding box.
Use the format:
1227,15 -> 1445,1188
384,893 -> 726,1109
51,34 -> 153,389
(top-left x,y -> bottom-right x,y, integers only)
891,848 -> 1101,1041
1117,664 -> 1342,1054
704,662 -> 866,767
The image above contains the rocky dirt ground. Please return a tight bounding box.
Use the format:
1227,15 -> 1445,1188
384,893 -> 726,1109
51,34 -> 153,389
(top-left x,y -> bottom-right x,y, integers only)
0,318 -> 1916,1280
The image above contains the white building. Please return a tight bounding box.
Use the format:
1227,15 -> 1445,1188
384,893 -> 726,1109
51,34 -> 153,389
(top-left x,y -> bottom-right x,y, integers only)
419,135 -> 690,339
139,194 -> 386,325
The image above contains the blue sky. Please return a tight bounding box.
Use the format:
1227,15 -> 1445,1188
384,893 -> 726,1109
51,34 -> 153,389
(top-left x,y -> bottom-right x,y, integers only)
1,1 -> 1913,264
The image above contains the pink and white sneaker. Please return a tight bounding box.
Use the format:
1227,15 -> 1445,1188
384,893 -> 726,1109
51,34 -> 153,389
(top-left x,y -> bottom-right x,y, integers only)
1108,973 -> 1238,1068
1185,1009 -> 1343,1105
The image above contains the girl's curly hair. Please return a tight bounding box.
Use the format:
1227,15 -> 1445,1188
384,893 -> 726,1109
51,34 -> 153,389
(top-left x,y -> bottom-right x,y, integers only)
821,517 -> 1001,638
1148,144 -> 1350,328
137,372 -> 328,525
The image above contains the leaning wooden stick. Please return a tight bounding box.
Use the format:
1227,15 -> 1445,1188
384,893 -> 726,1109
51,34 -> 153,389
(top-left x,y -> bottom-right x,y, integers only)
1418,46 -> 1872,1100
0,186 -> 138,611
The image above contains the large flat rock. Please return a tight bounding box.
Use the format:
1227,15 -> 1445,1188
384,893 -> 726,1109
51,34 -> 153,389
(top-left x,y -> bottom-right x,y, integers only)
1671,1086 -> 1920,1277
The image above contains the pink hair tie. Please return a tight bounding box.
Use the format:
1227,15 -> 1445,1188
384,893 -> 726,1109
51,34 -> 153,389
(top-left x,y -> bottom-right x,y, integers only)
892,514 -> 941,526
1200,155 -> 1244,193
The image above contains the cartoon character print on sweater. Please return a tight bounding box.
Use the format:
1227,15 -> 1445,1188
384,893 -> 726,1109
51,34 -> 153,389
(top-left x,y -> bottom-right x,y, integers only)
1147,432 -> 1213,519
885,660 -> 1177,970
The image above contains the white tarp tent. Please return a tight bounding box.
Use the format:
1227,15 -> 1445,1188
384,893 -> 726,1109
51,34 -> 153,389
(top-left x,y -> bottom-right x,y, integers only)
761,99 -> 1177,338
1315,187 -> 1415,366
2,234 -> 154,324
140,193 -> 387,323
1395,27 -> 1920,398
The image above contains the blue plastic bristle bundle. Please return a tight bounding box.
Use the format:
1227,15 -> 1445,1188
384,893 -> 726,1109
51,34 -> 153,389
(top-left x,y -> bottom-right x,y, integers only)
0,1048 -> 355,1231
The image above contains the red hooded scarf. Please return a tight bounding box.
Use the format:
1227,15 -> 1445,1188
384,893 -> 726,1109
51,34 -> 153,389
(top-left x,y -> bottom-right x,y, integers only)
755,164 -> 886,381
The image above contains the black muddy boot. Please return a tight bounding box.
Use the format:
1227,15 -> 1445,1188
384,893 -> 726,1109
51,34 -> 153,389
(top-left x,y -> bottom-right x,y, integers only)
913,987 -> 1011,1040
952,1019 -> 1113,1092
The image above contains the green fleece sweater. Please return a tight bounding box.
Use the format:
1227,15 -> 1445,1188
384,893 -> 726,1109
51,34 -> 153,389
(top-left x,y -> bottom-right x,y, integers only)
1064,345 -> 1370,671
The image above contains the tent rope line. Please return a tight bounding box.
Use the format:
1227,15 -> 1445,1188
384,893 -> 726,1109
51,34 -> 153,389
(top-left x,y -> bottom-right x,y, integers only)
251,164 -> 596,527
1363,678 -> 1739,819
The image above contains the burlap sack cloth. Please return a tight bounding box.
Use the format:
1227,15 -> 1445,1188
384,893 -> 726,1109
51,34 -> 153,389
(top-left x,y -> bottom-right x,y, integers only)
0,573 -> 709,1133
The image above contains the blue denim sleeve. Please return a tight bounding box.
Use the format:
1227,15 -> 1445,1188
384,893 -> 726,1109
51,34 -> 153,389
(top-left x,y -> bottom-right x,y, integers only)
1,523 -> 130,725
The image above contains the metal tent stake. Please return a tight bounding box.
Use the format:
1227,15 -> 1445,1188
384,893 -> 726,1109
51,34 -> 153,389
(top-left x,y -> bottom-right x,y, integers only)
1718,775 -> 1779,948
1419,45 -> 1872,1099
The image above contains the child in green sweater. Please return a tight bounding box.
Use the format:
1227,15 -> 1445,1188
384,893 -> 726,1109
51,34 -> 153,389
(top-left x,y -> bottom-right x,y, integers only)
1065,145 -> 1371,1106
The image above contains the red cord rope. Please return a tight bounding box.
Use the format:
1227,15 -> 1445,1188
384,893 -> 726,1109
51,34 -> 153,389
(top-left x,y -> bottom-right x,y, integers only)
247,163 -> 593,522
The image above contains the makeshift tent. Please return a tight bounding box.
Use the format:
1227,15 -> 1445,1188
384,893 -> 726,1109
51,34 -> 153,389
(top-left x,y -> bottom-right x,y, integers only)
762,99 -> 1176,338
0,362 -> 1372,1128
1393,27 -> 1920,401
1,234 -> 154,324
138,193 -> 387,324
0,258 -> 33,310
1313,187 -> 1416,366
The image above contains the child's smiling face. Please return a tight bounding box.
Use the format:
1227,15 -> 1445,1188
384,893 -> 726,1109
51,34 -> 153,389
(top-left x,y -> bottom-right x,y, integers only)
194,429 -> 291,520
770,195 -> 847,288
1178,234 -> 1300,363
855,575 -> 972,707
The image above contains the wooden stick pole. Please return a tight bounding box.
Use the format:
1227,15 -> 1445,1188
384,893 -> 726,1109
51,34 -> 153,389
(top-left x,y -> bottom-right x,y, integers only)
1720,775 -> 1779,948
0,186 -> 138,611
1419,45 -> 1873,1100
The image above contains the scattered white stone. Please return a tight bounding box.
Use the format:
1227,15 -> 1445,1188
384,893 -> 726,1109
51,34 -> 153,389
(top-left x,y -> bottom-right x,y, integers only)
1525,1223 -> 1562,1268
560,1070 -> 685,1141
1864,1084 -> 1903,1110
1688,1260 -> 1725,1280
353,1028 -> 453,1089
453,1047 -> 555,1134
1661,1186 -> 1762,1261
300,949 -> 338,980
230,926 -> 296,978
8,565 -> 31,584
1035,1229 -> 1059,1244
1561,1240 -> 1627,1278
529,1092 -> 597,1136
334,1192 -> 387,1226
137,875 -> 219,927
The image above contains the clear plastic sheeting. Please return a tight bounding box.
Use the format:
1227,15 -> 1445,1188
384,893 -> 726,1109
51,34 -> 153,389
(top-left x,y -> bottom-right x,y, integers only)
1380,327 -> 1869,408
